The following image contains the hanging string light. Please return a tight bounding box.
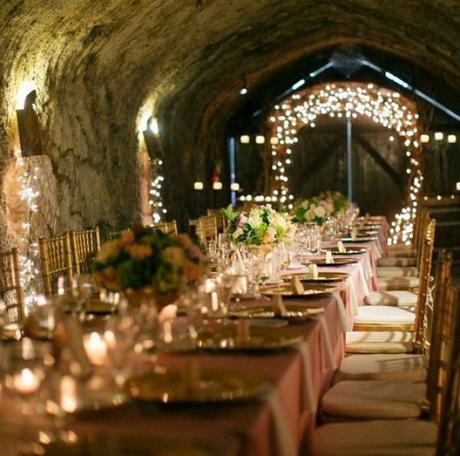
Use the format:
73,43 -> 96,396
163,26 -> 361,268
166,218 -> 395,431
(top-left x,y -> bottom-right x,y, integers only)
267,82 -> 422,246
149,158 -> 166,225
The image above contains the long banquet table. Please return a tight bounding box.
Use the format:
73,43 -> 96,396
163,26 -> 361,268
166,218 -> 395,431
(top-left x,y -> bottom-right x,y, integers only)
63,238 -> 381,456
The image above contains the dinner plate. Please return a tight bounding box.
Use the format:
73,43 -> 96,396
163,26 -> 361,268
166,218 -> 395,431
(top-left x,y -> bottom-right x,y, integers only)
196,326 -> 304,351
322,247 -> 367,255
341,237 -> 378,243
260,283 -> 337,297
83,300 -> 116,315
229,305 -> 324,321
126,368 -> 270,403
283,272 -> 349,283
310,258 -> 358,266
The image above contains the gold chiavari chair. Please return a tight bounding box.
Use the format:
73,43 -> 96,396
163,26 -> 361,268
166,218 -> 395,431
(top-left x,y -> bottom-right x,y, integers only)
312,278 -> 458,455
0,248 -> 24,321
71,227 -> 101,275
352,219 -> 436,333
320,250 -> 453,422
206,208 -> 227,233
156,220 -> 178,236
195,215 -> 218,244
39,233 -> 74,296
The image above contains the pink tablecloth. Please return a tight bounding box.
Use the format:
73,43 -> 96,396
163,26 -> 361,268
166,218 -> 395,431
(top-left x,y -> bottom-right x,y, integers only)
50,246 -> 377,456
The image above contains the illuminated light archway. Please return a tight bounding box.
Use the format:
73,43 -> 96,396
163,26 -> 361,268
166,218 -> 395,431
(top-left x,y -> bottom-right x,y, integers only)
268,82 -> 423,245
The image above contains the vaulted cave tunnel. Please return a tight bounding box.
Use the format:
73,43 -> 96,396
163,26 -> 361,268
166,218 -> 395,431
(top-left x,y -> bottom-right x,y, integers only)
0,0 -> 459,252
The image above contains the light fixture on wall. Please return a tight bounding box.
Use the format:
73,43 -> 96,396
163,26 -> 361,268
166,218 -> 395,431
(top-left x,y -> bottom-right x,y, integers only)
456,182 -> 460,191
239,78 -> 248,96
212,181 -> 223,190
255,135 -> 265,144
193,181 -> 204,190
420,134 -> 430,143
240,135 -> 250,144
230,182 -> 240,191
447,134 -> 457,143
434,132 -> 444,141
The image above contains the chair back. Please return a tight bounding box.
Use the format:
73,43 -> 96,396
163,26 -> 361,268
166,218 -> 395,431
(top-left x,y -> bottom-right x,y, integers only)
413,218 -> 436,348
436,285 -> 460,455
156,220 -> 178,236
39,233 -> 74,296
195,215 -> 218,244
71,227 -> 101,275
206,209 -> 227,233
0,248 -> 24,321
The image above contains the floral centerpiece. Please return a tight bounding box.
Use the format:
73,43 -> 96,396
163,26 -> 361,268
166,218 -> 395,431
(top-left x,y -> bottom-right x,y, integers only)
93,225 -> 206,306
292,191 -> 348,225
222,205 -> 294,245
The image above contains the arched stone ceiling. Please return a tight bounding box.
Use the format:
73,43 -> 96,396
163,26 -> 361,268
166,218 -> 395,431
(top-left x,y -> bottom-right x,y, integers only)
1,0 -> 459,227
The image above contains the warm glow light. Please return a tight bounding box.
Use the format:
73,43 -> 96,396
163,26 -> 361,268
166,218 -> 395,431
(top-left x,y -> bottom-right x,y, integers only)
16,81 -> 35,110
193,181 -> 204,190
270,137 -> 279,145
149,117 -> 159,135
255,135 -> 265,144
434,132 -> 444,141
240,135 -> 250,144
456,182 -> 460,191
230,183 -> 240,191
448,134 -> 457,143
420,134 -> 430,143
212,181 -> 223,190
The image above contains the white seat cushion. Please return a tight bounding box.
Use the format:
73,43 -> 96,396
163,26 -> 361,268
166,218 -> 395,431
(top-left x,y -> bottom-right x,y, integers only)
346,331 -> 415,354
334,353 -> 427,383
312,420 -> 437,456
321,380 -> 426,419
378,257 -> 417,267
378,276 -> 419,291
354,306 -> 415,325
377,266 -> 418,278
365,291 -> 417,307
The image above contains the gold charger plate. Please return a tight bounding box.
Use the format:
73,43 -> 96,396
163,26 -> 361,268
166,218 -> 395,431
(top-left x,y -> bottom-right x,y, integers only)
261,283 -> 337,297
322,247 -> 367,255
283,272 -> 349,283
125,368 -> 269,403
310,258 -> 358,266
196,326 -> 304,351
32,435 -> 211,456
229,305 -> 324,320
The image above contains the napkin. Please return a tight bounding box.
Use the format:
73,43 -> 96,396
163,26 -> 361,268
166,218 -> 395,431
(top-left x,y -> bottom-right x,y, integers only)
291,276 -> 305,294
325,251 -> 334,264
351,227 -> 358,240
307,263 -> 319,279
337,240 -> 346,253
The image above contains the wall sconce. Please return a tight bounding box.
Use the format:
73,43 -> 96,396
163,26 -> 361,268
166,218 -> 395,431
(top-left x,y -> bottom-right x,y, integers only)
212,181 -> 223,190
420,134 -> 430,143
447,134 -> 457,143
240,135 -> 250,144
239,78 -> 248,96
456,182 -> 460,191
434,132 -> 444,141
230,183 -> 240,191
193,181 -> 204,190
255,135 -> 265,144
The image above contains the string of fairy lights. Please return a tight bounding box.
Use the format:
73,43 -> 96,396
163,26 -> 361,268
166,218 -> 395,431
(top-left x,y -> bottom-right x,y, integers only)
266,82 -> 423,245
149,158 -> 166,224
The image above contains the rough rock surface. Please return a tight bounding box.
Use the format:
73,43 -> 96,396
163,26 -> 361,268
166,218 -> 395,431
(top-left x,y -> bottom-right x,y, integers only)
0,0 -> 459,239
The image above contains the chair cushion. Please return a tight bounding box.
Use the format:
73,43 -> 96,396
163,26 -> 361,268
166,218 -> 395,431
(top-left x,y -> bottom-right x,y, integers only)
365,291 -> 417,307
377,266 -> 418,278
321,380 -> 426,419
346,331 -> 415,354
378,276 -> 419,291
312,420 -> 437,456
378,257 -> 417,267
334,353 -> 427,383
354,306 -> 415,325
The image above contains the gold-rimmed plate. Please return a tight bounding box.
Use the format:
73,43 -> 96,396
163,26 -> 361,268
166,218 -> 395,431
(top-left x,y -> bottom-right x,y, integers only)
310,258 -> 358,267
126,368 -> 270,403
229,305 -> 324,321
196,327 -> 303,351
260,283 -> 337,297
284,272 -> 349,283
322,247 -> 367,255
